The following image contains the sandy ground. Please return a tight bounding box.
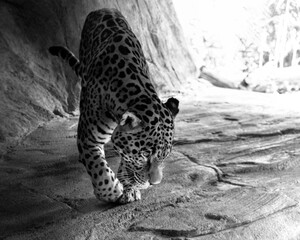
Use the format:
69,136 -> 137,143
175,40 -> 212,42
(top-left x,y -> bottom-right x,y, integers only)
1,87 -> 300,240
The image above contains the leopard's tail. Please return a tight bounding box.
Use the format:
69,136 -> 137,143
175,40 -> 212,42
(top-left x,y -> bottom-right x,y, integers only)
49,46 -> 81,78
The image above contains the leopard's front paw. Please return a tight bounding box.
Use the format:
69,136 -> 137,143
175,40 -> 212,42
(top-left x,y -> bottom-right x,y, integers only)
117,188 -> 141,204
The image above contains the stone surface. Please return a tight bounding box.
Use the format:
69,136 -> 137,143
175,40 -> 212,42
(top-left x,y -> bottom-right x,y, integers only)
0,184 -> 73,235
1,87 -> 300,239
0,0 -> 196,153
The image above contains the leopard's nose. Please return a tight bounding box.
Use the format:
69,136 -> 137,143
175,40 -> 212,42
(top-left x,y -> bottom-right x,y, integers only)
149,179 -> 161,185
148,161 -> 163,185
149,171 -> 162,185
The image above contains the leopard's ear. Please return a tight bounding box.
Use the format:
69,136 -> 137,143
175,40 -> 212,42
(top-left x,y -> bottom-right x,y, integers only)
119,111 -> 144,133
165,97 -> 179,117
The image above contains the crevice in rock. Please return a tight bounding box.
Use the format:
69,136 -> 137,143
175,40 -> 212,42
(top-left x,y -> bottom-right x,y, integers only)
237,128 -> 300,138
20,183 -> 75,211
129,224 -> 198,238
53,108 -> 65,117
174,138 -> 214,145
174,128 -> 300,147
223,116 -> 239,121
216,161 -> 262,167
204,213 -> 235,222
173,137 -> 238,146
181,153 -> 253,188
52,196 -> 86,210
171,65 -> 180,82
189,204 -> 298,238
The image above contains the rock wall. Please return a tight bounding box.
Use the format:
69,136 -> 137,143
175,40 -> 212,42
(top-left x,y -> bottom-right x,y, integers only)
0,0 -> 196,152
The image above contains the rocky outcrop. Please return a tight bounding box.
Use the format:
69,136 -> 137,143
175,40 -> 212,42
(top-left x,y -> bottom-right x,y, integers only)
0,0 -> 196,153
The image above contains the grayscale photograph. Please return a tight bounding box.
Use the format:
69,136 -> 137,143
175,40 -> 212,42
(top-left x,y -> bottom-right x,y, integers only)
0,0 -> 300,239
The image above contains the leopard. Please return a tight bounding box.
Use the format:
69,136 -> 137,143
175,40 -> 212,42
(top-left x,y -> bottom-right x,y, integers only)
49,8 -> 179,204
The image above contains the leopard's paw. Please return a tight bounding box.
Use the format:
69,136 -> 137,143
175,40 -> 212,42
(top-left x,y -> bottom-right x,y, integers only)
117,188 -> 141,204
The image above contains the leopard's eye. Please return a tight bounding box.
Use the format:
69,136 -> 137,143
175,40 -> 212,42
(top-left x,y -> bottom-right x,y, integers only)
141,151 -> 151,158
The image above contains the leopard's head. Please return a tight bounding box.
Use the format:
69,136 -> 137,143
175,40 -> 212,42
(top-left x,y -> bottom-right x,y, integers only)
111,98 -> 179,189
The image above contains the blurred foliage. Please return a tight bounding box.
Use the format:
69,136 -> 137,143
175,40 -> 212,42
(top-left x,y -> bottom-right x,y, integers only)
235,0 -> 300,73
174,0 -> 300,73
264,0 -> 300,68
174,0 -> 300,94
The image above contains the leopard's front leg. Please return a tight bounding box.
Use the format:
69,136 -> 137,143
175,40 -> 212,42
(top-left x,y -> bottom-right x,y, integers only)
78,141 -> 124,203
